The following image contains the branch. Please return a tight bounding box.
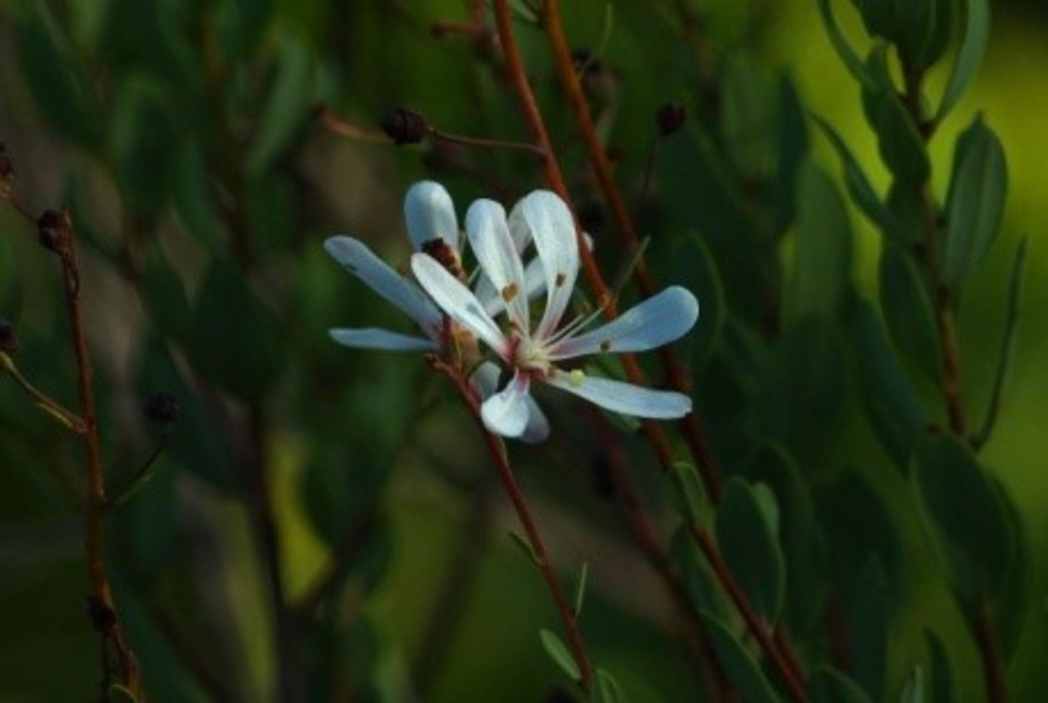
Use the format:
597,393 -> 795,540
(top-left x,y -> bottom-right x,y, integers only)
541,0 -> 723,500
692,526 -> 808,703
47,210 -> 140,695
491,0 -> 678,475
432,357 -> 594,691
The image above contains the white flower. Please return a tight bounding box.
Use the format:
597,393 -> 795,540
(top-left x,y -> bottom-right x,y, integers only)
324,180 -> 552,441
411,190 -> 698,439
324,181 -> 458,352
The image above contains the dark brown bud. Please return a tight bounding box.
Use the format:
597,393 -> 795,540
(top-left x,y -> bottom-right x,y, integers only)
421,238 -> 465,280
37,209 -> 70,252
0,318 -> 16,354
381,107 -> 428,145
655,102 -> 687,137
143,391 -> 180,425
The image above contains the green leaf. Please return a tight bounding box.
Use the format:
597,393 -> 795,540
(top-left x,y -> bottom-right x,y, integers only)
915,0 -> 955,69
716,477 -> 786,623
942,115 -> 1007,289
884,179 -> 926,247
863,46 -> 930,186
172,142 -> 226,251
574,562 -> 590,618
925,631 -> 957,703
774,73 -> 811,231
973,238 -> 1028,448
110,74 -> 180,214
301,445 -> 388,547
741,444 -> 826,636
935,0 -> 990,122
879,245 -> 941,381
816,0 -> 875,89
900,667 -> 924,703
508,531 -> 541,567
188,260 -> 285,401
15,3 -> 102,148
720,51 -> 777,180
215,0 -> 274,60
596,668 -> 629,703
670,527 -> 733,621
848,299 -> 928,470
539,629 -> 581,683
669,461 -> 709,527
812,668 -> 874,703
246,34 -> 317,176
912,433 -> 1013,603
811,114 -> 890,228
787,161 -> 854,323
987,477 -> 1031,659
819,472 -> 905,604
675,234 -> 725,375
699,613 -> 782,703
847,558 -> 889,701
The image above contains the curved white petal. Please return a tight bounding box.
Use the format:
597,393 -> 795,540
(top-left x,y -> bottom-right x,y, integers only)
507,197 -> 533,254
550,286 -> 699,360
330,328 -> 435,351
410,253 -> 508,356
466,199 -> 529,333
546,370 -> 692,419
512,191 -> 579,339
480,370 -> 531,437
404,181 -> 459,251
325,236 -> 442,332
469,363 -> 549,443
481,256 -> 547,317
521,396 -> 551,443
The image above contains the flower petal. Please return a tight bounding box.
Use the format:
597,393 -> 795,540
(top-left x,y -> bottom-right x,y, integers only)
410,252 -> 508,356
325,236 -> 442,332
511,191 -> 579,339
550,286 -> 699,360
466,199 -> 529,333
469,362 -> 551,443
404,181 -> 459,251
480,256 -> 546,317
329,328 -> 435,351
480,369 -> 531,437
546,370 -> 692,419
521,396 -> 551,443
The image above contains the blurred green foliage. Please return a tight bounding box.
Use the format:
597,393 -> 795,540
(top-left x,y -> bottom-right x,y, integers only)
1,1 -> 1047,702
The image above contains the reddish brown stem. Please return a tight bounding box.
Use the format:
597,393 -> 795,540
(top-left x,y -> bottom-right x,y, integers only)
973,601 -> 1007,703
541,0 -> 723,500
692,526 -> 808,703
491,0 -> 678,475
435,359 -> 594,690
595,415 -> 733,703
57,214 -> 140,695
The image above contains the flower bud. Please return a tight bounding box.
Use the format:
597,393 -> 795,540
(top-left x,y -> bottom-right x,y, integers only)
381,107 -> 428,145
143,391 -> 180,425
655,102 -> 687,137
37,209 -> 70,252
0,318 -> 16,354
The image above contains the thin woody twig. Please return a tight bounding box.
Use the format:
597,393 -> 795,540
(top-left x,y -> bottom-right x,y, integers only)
431,356 -> 594,691
52,211 -> 140,695
491,0 -> 678,476
490,5 -> 807,697
541,0 -> 723,500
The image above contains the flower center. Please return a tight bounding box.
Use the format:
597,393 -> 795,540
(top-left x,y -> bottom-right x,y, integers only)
512,334 -> 552,376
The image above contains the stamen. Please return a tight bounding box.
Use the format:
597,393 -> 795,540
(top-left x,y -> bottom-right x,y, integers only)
501,282 -> 519,302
